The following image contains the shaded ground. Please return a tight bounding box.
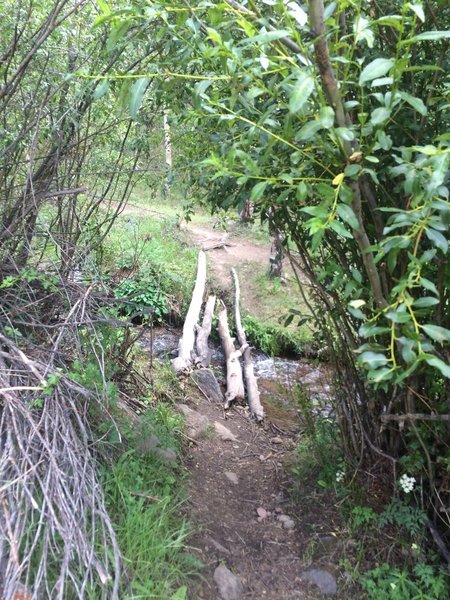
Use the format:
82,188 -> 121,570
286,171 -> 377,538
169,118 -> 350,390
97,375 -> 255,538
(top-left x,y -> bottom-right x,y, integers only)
182,384 -> 338,600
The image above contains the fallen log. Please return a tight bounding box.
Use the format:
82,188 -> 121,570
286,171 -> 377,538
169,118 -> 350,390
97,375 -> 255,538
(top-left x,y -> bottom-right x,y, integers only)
217,300 -> 245,408
195,294 -> 216,367
172,250 -> 206,374
231,268 -> 265,421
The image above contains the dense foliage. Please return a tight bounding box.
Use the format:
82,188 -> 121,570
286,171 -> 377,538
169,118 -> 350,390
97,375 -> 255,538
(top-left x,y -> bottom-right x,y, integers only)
95,0 -> 450,544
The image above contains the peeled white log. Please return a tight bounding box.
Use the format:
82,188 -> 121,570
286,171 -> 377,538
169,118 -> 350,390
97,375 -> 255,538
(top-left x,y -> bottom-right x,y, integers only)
195,294 -> 216,367
172,251 -> 206,374
231,268 -> 264,421
217,301 -> 245,408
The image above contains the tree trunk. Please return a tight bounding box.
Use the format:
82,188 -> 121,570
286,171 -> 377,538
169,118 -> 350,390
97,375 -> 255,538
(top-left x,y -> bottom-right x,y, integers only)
172,250 -> 206,374
231,268 -> 264,421
195,294 -> 216,367
217,300 -> 245,408
269,230 -> 284,278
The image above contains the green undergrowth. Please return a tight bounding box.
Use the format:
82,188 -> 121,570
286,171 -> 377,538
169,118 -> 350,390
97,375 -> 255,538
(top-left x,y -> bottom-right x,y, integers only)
243,314 -> 314,357
290,397 -> 450,600
103,213 -> 198,322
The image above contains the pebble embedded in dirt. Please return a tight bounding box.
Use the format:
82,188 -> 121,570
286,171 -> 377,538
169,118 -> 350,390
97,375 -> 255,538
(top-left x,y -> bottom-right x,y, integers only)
256,507 -> 269,520
277,514 -> 295,529
214,421 -> 237,441
301,568 -> 337,596
270,436 -> 283,444
224,471 -> 238,485
213,564 -> 244,600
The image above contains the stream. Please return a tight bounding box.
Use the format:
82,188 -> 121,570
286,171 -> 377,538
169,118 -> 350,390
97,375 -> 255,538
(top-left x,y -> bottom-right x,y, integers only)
139,326 -> 333,431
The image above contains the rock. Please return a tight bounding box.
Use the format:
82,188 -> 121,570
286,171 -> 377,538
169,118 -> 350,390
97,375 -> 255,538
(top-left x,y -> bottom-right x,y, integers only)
213,564 -> 244,600
214,421 -> 237,441
270,436 -> 283,444
191,368 -> 224,403
301,569 -> 337,596
224,471 -> 238,485
177,404 -> 211,439
277,514 -> 295,529
256,507 -> 268,520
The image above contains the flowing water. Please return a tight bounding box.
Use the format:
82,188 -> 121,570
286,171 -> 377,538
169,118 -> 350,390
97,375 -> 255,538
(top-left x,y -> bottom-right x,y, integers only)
140,326 -> 333,430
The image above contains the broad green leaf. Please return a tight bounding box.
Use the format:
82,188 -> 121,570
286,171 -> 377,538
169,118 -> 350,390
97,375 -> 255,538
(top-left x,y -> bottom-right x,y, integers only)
360,351 -> 389,368
385,310 -> 411,323
130,78 -> 149,119
336,204 -> 359,229
398,91 -> 427,116
370,107 -> 391,125
249,29 -> 290,44
359,58 -> 394,85
250,181 -> 268,202
93,80 -> 109,100
411,30 -> 450,42
425,227 -> 448,253
335,127 -> 355,141
409,3 -> 425,22
289,74 -> 314,113
424,355 -> 450,378
319,106 -> 335,128
344,164 -> 361,177
359,323 -> 390,337
330,219 -> 353,239
414,296 -> 439,308
207,28 -> 222,44
399,337 -> 417,363
170,586 -> 188,600
332,173 -> 344,186
420,277 -> 438,295
295,121 -> 322,141
367,367 -> 394,383
421,324 -> 450,343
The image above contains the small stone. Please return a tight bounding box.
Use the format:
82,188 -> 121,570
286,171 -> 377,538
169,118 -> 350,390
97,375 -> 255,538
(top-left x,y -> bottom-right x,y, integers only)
270,436 -> 283,444
301,569 -> 337,596
283,518 -> 295,530
224,471 -> 239,485
213,564 -> 244,600
277,514 -> 290,523
214,422 -> 237,441
256,507 -> 268,520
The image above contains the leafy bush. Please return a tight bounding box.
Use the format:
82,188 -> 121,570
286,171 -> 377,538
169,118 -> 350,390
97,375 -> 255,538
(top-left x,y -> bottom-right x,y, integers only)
243,315 -> 307,356
115,276 -> 168,321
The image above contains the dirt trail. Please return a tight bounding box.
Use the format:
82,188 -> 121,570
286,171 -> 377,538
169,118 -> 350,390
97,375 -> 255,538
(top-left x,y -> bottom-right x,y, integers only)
183,386 -> 331,600
121,203 -> 338,598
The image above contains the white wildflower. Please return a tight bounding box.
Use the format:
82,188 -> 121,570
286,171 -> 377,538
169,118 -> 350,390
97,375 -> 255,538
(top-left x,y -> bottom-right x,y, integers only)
399,474 -> 416,493
336,470 -> 345,483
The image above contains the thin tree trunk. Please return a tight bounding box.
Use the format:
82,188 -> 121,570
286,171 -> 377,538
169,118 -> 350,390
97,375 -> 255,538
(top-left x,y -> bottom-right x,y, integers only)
172,250 -> 206,374
217,300 -> 246,408
231,268 -> 264,421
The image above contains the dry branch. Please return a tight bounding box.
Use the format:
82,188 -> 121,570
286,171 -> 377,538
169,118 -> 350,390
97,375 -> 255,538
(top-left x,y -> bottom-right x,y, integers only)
217,301 -> 245,409
231,268 -> 264,421
195,294 -> 216,367
380,413 -> 450,423
172,250 -> 206,374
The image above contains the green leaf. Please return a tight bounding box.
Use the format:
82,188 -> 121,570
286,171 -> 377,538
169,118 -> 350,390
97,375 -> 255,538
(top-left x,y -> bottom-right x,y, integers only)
421,324 -> 450,343
385,310 -> 411,323
367,367 -> 394,383
335,127 -> 355,141
359,323 -> 390,337
398,91 -> 427,116
344,164 -> 361,178
411,30 -> 450,42
420,277 -> 438,295
171,586 -> 188,600
319,106 -> 335,128
289,74 -> 315,113
424,355 -> 450,378
359,58 -> 395,85
249,29 -> 290,44
409,3 -> 425,22
250,181 -> 268,202
336,204 -> 359,229
370,107 -> 391,125
425,228 -> 448,253
93,79 -> 109,100
360,351 -> 389,368
413,296 -> 439,308
295,121 -> 322,141
130,78 -> 149,119
329,219 -> 353,239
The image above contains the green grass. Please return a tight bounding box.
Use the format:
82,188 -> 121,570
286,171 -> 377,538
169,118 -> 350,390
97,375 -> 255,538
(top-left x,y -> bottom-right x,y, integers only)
99,407 -> 201,599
